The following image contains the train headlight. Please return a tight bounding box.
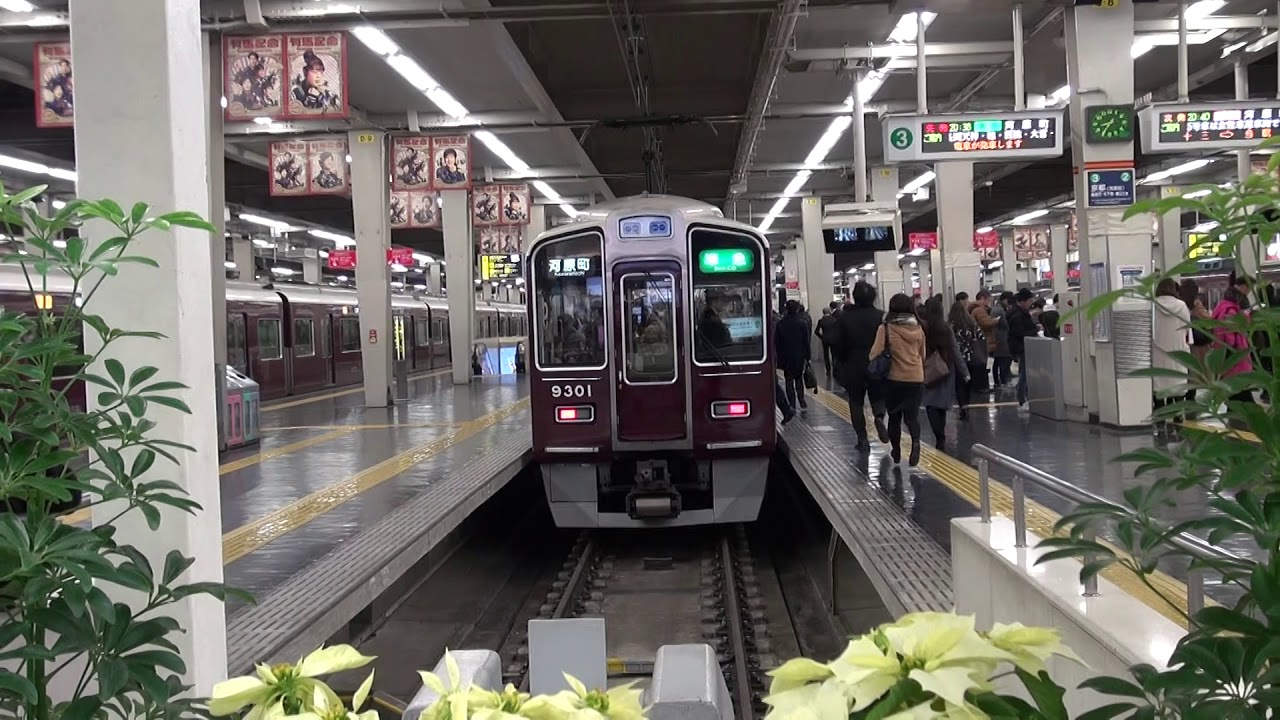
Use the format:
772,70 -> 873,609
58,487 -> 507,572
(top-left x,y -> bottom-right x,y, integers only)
710,400 -> 751,419
556,405 -> 595,423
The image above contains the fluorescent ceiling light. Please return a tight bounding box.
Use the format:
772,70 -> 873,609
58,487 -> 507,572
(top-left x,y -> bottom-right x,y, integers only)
1010,209 -> 1049,224
426,87 -> 468,119
412,252 -> 434,264
1182,188 -> 1212,199
1049,85 -> 1071,104
901,171 -> 935,194
224,261 -> 237,270
390,263 -> 408,272
1184,0 -> 1225,20
757,11 -> 930,233
24,15 -> 62,27
351,26 -> 400,57
1245,33 -> 1277,54
861,262 -> 875,270
251,238 -> 274,248
318,249 -> 329,258
0,153 -> 76,182
987,260 -> 1004,269
1143,158 -> 1214,183
0,0 -> 34,11
386,54 -> 434,91
52,239 -> 66,249
240,213 -> 295,232
297,2 -> 358,16
1191,220 -> 1219,233
976,226 -> 993,233
475,131 -> 530,172
270,267 -> 294,276
51,199 -> 66,209
308,228 -> 355,246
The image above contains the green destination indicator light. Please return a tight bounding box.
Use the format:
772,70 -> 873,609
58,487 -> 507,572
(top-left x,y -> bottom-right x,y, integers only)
699,249 -> 754,274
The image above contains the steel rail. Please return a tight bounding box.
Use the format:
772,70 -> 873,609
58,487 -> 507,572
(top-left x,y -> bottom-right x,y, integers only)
720,533 -> 755,719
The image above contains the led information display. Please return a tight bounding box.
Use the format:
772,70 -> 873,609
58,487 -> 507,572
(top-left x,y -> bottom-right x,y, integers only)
1140,101 -> 1280,153
883,110 -> 1065,163
697,248 -> 754,274
480,253 -> 521,280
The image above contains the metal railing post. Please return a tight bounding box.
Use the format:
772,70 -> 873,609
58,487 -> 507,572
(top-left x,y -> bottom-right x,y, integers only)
1011,475 -> 1027,547
977,458 -> 992,522
1186,568 -> 1204,626
1082,528 -> 1099,597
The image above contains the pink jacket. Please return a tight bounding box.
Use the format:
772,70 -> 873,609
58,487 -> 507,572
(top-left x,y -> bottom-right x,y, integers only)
1211,299 -> 1252,377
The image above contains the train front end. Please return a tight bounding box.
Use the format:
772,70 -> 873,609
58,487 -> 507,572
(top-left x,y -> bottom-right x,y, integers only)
527,197 -> 775,528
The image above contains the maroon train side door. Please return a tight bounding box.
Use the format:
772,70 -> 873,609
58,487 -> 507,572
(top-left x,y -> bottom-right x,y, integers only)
613,262 -> 687,442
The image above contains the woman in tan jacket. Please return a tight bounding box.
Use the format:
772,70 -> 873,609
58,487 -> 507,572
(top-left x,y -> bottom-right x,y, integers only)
868,293 -> 928,466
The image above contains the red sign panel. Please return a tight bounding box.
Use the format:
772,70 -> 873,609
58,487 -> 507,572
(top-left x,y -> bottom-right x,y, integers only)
909,232 -> 938,251
327,249 -> 357,270
973,230 -> 999,250
387,246 -> 414,266
1067,268 -> 1081,279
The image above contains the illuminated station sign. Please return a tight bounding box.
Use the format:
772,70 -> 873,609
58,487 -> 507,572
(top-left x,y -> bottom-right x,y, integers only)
882,110 -> 1065,163
1139,101 -> 1280,153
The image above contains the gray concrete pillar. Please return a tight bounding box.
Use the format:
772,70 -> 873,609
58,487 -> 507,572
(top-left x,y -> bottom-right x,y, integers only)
441,190 -> 474,384
347,130 -> 393,407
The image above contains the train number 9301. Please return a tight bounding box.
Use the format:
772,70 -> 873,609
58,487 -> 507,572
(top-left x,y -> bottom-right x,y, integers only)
550,384 -> 592,399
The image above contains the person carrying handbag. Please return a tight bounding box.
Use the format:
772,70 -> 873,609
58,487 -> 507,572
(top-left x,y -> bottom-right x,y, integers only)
948,299 -> 985,419
921,296 -> 970,450
867,293 -> 927,466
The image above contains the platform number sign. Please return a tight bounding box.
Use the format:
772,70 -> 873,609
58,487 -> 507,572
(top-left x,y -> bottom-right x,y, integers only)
889,127 -> 914,151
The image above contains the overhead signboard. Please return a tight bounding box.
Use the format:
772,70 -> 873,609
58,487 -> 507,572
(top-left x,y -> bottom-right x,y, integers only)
480,254 -> 522,281
882,110 -> 1064,163
1085,168 -> 1135,208
1139,101 -> 1280,154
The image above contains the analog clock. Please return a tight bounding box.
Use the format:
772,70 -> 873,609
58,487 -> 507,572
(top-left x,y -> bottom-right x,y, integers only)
1086,105 -> 1134,144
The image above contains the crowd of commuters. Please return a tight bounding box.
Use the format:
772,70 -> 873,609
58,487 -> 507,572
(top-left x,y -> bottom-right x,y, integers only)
773,284 -> 1055,466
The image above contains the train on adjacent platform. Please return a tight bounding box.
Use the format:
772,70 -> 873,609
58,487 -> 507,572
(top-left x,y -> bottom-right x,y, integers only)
527,195 -> 776,529
0,265 -> 526,404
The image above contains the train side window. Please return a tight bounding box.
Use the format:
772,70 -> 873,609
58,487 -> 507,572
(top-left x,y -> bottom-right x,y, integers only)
258,318 -> 283,361
622,273 -> 677,384
339,317 -> 361,352
689,227 -> 766,365
415,317 -> 430,346
227,314 -> 248,373
293,318 -> 315,357
530,230 -> 606,370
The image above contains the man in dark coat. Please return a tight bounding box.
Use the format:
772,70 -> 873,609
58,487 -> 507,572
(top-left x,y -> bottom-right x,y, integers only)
1007,289 -> 1039,410
776,300 -> 811,410
837,281 -> 888,450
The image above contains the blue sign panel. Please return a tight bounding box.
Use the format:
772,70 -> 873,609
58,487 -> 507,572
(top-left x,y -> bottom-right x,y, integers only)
1086,168 -> 1135,208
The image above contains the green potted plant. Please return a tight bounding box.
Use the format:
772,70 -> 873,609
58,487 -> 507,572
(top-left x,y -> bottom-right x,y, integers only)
0,186 -> 249,720
1037,139 -> 1280,716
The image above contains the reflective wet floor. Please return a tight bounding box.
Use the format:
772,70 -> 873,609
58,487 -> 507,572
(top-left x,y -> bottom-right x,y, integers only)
218,372 -> 531,613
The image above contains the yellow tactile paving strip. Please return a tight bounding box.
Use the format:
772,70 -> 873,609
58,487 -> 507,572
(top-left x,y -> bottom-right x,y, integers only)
806,385 -> 1197,627
221,397 -> 529,564
59,397 -> 529,567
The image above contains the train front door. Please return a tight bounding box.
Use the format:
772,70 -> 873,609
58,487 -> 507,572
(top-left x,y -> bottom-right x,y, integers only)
612,262 -> 687,442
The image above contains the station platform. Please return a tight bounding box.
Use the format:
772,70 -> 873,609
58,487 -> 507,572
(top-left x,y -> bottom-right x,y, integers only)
62,371 -> 534,673
776,376 -> 1212,629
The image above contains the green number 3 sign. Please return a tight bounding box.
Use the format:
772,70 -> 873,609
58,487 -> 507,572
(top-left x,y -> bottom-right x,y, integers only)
890,127 -> 913,150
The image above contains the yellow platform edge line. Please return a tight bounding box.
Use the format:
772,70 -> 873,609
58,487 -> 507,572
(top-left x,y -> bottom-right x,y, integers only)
803,384 -> 1194,627
221,397 -> 530,564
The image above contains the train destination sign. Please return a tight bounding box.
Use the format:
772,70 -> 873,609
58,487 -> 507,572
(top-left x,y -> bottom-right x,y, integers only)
698,248 -> 754,274
883,110 -> 1065,163
1139,101 -> 1280,154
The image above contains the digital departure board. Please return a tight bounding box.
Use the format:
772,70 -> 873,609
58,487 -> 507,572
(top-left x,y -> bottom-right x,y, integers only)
480,253 -> 522,280
1140,101 -> 1280,154
883,110 -> 1065,163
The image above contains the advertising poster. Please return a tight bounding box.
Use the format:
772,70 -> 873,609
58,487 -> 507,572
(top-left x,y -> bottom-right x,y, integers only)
33,42 -> 74,129
268,140 -> 309,196
472,185 -> 502,227
972,229 -> 999,250
1013,226 -> 1049,261
431,135 -> 471,190
500,183 -> 532,224
390,192 -> 411,229
285,33 -> 348,119
391,136 -> 433,191
908,231 -> 938,251
327,249 -> 357,270
387,247 -> 414,266
306,138 -> 349,195
477,227 -> 523,255
410,191 -> 441,228
980,246 -> 1001,262
1068,212 -> 1079,252
224,34 -> 285,122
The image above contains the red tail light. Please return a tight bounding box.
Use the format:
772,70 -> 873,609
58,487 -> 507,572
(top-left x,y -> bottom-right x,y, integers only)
711,400 -> 751,419
556,405 -> 594,423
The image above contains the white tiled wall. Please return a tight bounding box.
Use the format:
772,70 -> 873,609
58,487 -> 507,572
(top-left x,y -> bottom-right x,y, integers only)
952,517 -> 1184,716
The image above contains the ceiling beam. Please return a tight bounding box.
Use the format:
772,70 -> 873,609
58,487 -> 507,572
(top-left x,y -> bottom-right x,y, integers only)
790,41 -> 1015,63
1135,16 -> 1277,33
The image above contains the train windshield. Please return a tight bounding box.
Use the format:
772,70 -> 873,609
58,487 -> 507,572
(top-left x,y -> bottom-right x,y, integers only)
689,228 -> 766,365
531,230 -> 607,370
622,273 -> 677,384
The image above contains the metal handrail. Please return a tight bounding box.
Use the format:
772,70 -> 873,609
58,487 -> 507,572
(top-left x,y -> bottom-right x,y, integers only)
971,443 -> 1245,624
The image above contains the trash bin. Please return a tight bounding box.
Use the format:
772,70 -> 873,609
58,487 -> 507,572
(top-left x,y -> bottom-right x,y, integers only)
223,366 -> 261,450
394,359 -> 410,402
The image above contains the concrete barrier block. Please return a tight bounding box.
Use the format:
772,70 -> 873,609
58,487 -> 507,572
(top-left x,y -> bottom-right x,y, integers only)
528,617 -> 607,696
403,649 -> 501,720
646,644 -> 732,720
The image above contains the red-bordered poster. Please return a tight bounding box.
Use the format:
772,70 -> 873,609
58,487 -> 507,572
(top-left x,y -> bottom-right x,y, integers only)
391,137 -> 433,191
390,192 -> 412,229
478,226 -> 522,255
499,184 -> 531,225
980,246 -> 1001,262
431,135 -> 471,191
307,138 -> 349,195
1013,226 -> 1049,261
972,229 -> 999,250
410,191 -> 441,228
327,249 -> 357,270
33,42 -> 74,129
224,34 -> 286,122
1068,212 -> 1079,252
268,140 -> 309,197
472,184 -> 502,227
285,32 -> 349,119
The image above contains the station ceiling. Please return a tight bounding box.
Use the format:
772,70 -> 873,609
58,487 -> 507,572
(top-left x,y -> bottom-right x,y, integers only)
0,0 -> 1276,271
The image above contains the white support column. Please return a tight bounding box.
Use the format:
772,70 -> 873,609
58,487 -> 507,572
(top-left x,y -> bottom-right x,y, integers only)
1235,57 -> 1261,277
870,166 -> 903,304
442,189 -> 474,384
302,253 -> 321,285
1156,186 -> 1184,273
347,130 -> 392,407
1049,224 -> 1069,296
204,33 -> 227,367
527,205 -> 547,251
1067,1 -> 1149,427
999,234 -> 1017,291
71,0 -> 225,694
800,195 -> 833,319
935,160 -> 980,301
232,236 -> 254,280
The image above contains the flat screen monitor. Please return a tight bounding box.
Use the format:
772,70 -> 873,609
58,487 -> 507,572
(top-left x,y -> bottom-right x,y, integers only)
822,225 -> 896,253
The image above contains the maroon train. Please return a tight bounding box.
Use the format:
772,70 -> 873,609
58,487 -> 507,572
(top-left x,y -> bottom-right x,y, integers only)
528,196 -> 775,528
0,265 -> 527,404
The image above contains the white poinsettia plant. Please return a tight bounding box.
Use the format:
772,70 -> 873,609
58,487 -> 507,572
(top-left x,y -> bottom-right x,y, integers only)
762,612 -> 1082,720
209,646 -> 646,720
